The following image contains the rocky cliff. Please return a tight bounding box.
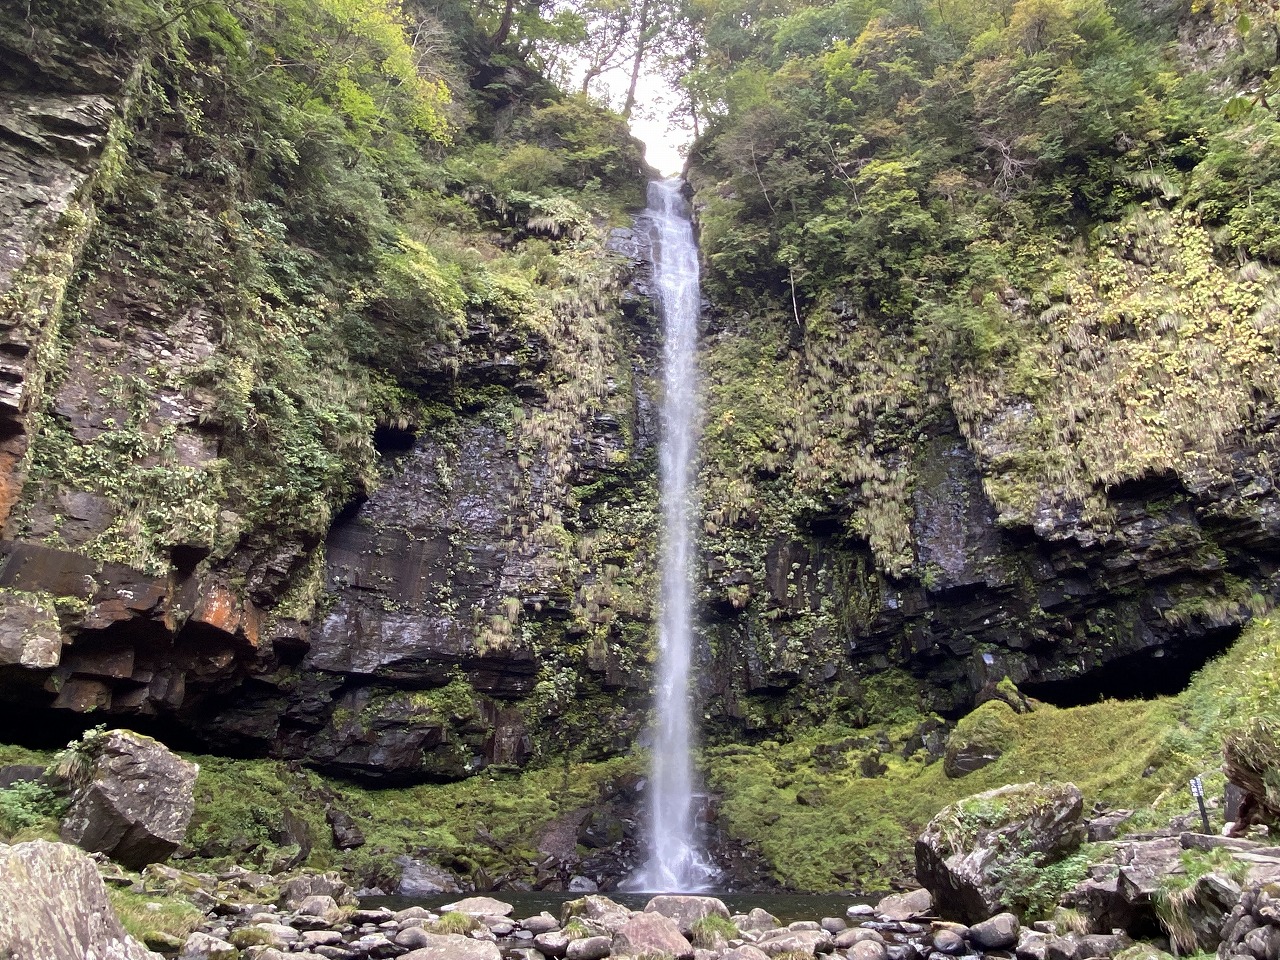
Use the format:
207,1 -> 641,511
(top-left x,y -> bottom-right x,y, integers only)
2,0 -> 1279,792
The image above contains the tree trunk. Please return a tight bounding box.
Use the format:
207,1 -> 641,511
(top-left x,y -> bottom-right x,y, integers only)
622,0 -> 652,118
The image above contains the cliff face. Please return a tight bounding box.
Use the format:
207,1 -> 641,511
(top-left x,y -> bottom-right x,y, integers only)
2,0 -> 1279,788
0,0 -> 664,779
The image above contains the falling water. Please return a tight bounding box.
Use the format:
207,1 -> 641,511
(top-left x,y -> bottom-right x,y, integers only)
627,178 -> 717,892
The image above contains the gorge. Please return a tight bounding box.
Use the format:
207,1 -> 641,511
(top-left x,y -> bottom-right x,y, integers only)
1,0 -> 1280,950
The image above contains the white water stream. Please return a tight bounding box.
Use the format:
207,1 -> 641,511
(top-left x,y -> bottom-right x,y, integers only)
627,178 -> 717,892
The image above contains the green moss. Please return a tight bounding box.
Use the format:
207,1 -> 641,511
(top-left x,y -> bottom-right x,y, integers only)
690,915 -> 739,947
106,888 -> 204,944
431,910 -> 479,934
708,614 -> 1280,890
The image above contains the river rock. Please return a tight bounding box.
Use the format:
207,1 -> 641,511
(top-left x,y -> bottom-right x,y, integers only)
878,888 -> 934,921
737,907 -> 782,932
280,872 -> 357,909
522,912 -> 560,934
850,939 -> 891,960
917,782 -> 1086,923
837,928 -> 887,948
564,895 -> 634,933
612,912 -> 695,959
400,933 -> 502,960
756,928 -> 834,956
58,730 -> 198,868
296,894 -> 342,922
933,929 -> 967,954
567,936 -> 613,960
724,947 -> 771,960
646,894 -> 733,935
821,916 -> 848,933
536,930 -> 574,957
442,896 -> 515,917
394,856 -> 461,896
179,932 -> 237,959
0,839 -> 160,959
970,913 -> 1020,949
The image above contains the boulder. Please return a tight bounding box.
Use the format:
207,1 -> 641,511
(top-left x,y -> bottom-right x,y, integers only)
971,912 -> 1021,949
279,872 -> 358,909
522,912 -> 560,934
58,730 -> 198,868
563,894 -> 634,934
178,932 -> 237,959
878,888 -> 934,921
645,894 -> 732,935
932,929 -> 967,954
738,907 -> 782,932
442,896 -> 515,917
756,928 -> 834,956
612,912 -> 695,959
567,936 -> 613,960
917,782 -> 1086,923
295,894 -> 342,922
535,930 -> 574,957
0,839 -> 160,959
724,948 -> 771,960
326,807 -> 366,850
837,928 -> 887,948
851,941 -> 891,960
400,933 -> 502,960
394,856 -> 461,896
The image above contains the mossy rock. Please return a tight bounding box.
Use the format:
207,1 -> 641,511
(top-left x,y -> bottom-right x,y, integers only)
944,700 -> 1021,778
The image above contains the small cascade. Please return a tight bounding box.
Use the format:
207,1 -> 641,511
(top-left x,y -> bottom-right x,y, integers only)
626,178 -> 717,892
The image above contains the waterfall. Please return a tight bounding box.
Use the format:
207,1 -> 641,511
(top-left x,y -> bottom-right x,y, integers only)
627,177 -> 717,892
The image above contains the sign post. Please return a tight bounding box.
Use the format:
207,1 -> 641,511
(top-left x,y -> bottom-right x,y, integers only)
1190,776 -> 1211,834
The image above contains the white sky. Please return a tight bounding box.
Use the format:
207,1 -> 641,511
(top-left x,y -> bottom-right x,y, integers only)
595,67 -> 692,177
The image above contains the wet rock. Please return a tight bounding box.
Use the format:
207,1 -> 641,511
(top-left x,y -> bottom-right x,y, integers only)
0,839 -> 159,959
612,912 -> 695,959
442,896 -> 514,917
878,888 -> 935,921
645,894 -> 732,935
917,782 -> 1086,923
536,930 -> 574,957
522,912 -> 560,934
821,917 -> 848,933
399,933 -> 502,960
755,928 -> 834,956
567,935 -> 613,960
933,929 -> 968,954
59,729 -> 198,868
394,856 -> 462,896
851,941 -> 892,960
837,928 -> 887,948
970,913 -> 1020,949
1017,930 -> 1052,960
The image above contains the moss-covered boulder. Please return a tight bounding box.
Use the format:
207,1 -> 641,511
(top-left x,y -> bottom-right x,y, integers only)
916,781 -> 1086,923
944,700 -> 1022,778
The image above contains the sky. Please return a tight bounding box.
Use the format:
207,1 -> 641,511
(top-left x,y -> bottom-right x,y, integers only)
596,66 -> 692,177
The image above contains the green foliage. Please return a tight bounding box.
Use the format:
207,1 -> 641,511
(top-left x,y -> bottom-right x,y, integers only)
707,616 -> 1280,890
107,888 -> 205,944
0,780 -> 64,839
432,911 -> 480,934
690,914 -> 739,947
